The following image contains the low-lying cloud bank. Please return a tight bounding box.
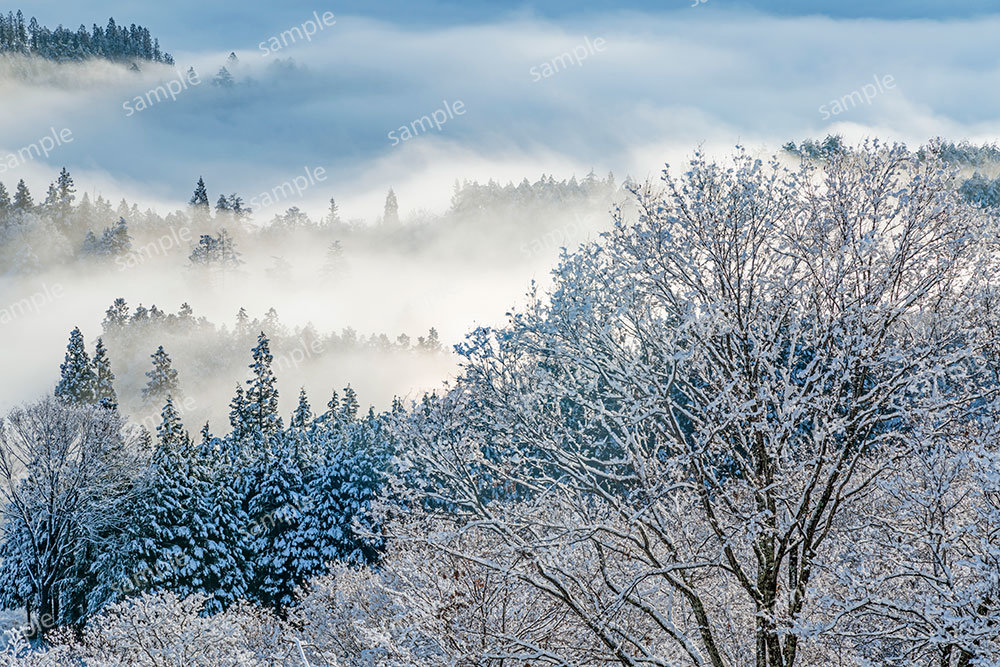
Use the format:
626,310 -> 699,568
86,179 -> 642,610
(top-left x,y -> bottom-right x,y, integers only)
1,6 -> 999,421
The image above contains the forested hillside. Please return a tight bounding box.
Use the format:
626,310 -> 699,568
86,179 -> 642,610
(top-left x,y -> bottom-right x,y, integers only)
0,12 -> 173,64
2,141 -> 1000,666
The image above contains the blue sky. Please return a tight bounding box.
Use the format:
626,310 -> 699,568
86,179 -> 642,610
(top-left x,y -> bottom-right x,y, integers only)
18,1 -> 1000,51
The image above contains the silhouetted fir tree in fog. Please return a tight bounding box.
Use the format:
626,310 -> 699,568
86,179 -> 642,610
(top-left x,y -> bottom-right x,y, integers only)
188,229 -> 242,268
189,176 -> 211,224
142,345 -> 180,405
382,188 -> 399,226
324,197 -> 341,227
212,66 -> 234,88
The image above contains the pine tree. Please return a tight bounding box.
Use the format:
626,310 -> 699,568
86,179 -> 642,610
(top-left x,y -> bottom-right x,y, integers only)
321,240 -> 344,278
215,194 -> 231,212
228,194 -> 250,219
224,385 -> 250,463
92,338 -> 117,411
13,179 -> 33,211
55,327 -> 96,404
212,66 -> 234,88
0,182 -> 10,211
383,188 -> 399,226
245,332 -> 282,443
216,228 -> 242,267
43,182 -> 59,214
324,197 -> 341,227
142,345 -> 180,405
103,297 -> 130,329
320,389 -> 340,427
189,177 -> 210,223
54,167 -> 75,225
341,385 -> 359,423
235,307 -> 250,337
290,388 -> 313,432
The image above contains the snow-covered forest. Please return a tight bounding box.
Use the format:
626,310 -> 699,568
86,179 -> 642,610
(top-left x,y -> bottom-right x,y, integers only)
3,3 -> 1000,666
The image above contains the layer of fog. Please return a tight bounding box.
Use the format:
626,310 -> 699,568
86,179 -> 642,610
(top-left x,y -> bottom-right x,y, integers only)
3,6 -> 1000,429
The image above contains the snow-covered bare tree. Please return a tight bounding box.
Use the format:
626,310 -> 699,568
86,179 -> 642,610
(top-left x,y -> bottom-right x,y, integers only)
0,398 -> 142,632
395,142 -> 998,666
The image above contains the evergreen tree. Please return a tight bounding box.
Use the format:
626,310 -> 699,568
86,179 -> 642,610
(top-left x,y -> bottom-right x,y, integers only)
319,389 -> 339,427
189,177 -> 210,222
341,384 -> 359,422
142,345 -> 180,405
13,179 -> 32,211
43,182 -> 59,214
0,182 -> 10,212
324,197 -> 341,226
383,188 -> 399,225
200,454 -> 250,614
0,14 -> 171,63
225,385 -> 249,459
216,228 -> 241,266
54,167 -> 75,225
247,432 -> 305,609
188,230 -> 242,268
55,327 -> 96,404
91,337 -> 117,411
106,217 -> 131,254
235,307 -> 250,337
244,332 -> 282,444
80,230 -> 101,255
102,297 -> 130,329
228,194 -> 250,219
321,240 -> 344,278
290,387 -> 313,432
212,66 -> 234,88
296,412 -> 387,583
126,397 -> 207,598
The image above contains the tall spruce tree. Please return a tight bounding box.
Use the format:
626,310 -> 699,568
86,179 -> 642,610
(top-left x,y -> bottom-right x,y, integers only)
55,327 -> 96,404
244,332 -> 282,446
91,337 -> 117,411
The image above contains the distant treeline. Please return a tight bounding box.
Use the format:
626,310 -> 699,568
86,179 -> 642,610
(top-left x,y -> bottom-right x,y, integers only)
785,135 -> 1000,210
0,11 -> 173,64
